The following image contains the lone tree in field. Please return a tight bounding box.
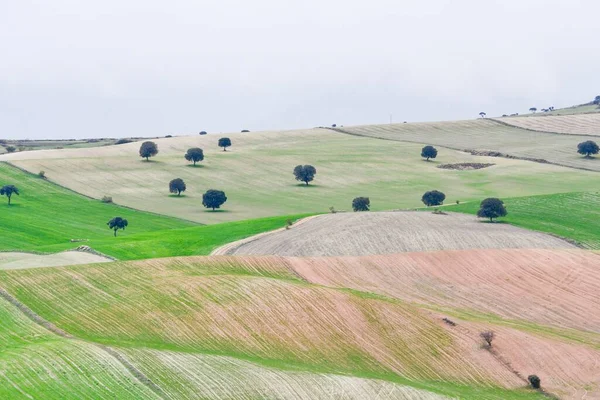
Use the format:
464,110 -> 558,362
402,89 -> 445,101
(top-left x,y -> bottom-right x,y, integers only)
577,140 -> 599,157
293,165 -> 317,185
479,112 -> 486,118
169,178 -> 186,196
421,145 -> 438,161
184,148 -> 204,165
477,197 -> 507,222
421,190 -> 445,207
199,131 -> 207,135
218,137 -> 232,151
529,107 -> 537,113
352,197 -> 370,212
107,217 -> 128,237
0,185 -> 19,205
480,330 -> 494,347
202,189 -> 227,210
139,141 -> 158,161
528,375 -> 541,389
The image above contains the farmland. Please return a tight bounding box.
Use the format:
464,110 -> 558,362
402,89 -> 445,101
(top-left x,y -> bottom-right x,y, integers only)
221,211 -> 575,256
493,113 -> 600,136
340,118 -> 600,171
2,126 -> 600,224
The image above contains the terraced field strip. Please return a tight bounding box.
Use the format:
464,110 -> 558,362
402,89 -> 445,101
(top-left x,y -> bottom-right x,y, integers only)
339,119 -> 600,171
0,256 -> 549,398
445,191 -> 600,249
3,127 -> 600,224
221,211 -> 576,256
0,250 -> 111,270
491,114 -> 600,136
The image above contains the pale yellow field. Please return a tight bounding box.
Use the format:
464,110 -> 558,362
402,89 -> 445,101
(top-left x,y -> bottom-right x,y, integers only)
493,113 -> 600,135
0,251 -> 111,270
2,128 -> 599,223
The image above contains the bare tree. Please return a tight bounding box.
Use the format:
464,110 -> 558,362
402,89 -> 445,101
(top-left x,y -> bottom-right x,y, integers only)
480,331 -> 495,347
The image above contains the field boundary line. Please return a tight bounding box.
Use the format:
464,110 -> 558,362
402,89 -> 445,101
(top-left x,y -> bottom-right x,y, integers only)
0,287 -> 167,399
325,127 -> 600,173
488,117 -> 600,138
1,161 -> 203,226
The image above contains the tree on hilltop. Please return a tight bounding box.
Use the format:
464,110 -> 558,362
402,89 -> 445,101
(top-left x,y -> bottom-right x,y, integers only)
421,145 -> 438,161
479,112 -> 486,118
169,178 -> 186,196
421,190 -> 445,207
293,165 -> 317,185
218,138 -> 232,151
529,107 -> 537,113
352,197 -> 370,212
577,140 -> 599,157
593,95 -> 600,105
139,141 -> 158,161
477,198 -> 507,222
0,185 -> 19,205
202,189 -> 227,210
185,148 -> 204,165
107,217 -> 128,237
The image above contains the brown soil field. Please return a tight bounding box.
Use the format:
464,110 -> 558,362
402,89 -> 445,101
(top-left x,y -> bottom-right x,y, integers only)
0,251 -> 112,270
493,113 -> 600,136
219,212 -> 576,256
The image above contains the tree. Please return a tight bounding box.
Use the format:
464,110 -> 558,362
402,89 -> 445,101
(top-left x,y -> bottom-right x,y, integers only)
528,375 -> 541,389
421,145 -> 438,161
477,198 -> 507,222
593,95 -> 600,105
107,217 -> 128,237
169,178 -> 186,196
241,130 -> 250,133
5,146 -> 16,153
184,148 -> 204,165
480,330 -> 494,347
218,137 -> 232,151
293,165 -> 317,185
479,112 -> 486,118
421,190 -> 445,207
199,131 -> 207,135
529,107 -> 537,113
577,140 -> 599,157
352,197 -> 370,212
202,189 -> 227,210
139,141 -> 158,161
0,185 -> 19,205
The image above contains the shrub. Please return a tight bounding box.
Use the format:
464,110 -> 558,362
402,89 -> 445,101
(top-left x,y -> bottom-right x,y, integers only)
352,197 -> 370,211
480,330 -> 494,347
421,190 -> 445,207
421,145 -> 438,161
241,130 -> 250,133
139,141 -> 158,160
165,135 -> 173,138
6,146 -> 16,153
528,375 -> 541,389
199,131 -> 207,135
477,198 -> 507,222
38,171 -> 46,179
577,140 -> 599,157
101,196 -> 113,203
293,165 -> 317,185
115,138 -> 133,145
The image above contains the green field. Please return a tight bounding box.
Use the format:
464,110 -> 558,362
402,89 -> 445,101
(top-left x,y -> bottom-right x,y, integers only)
445,191 -> 600,249
0,162 -> 311,260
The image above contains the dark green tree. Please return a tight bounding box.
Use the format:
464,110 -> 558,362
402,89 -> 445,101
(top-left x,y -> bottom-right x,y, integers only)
107,217 -> 128,237
421,145 -> 438,161
218,138 -> 232,151
202,189 -> 227,210
6,146 -> 16,153
199,131 -> 207,135
352,197 -> 370,211
293,165 -> 317,185
421,190 -> 445,207
477,198 -> 507,222
169,178 -> 186,196
577,140 -> 599,157
528,375 -> 541,389
529,107 -> 537,113
139,141 -> 158,161
184,148 -> 204,165
0,185 -> 19,205
593,95 -> 600,105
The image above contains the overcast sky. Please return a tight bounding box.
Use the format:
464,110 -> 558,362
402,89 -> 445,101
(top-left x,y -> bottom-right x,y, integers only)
1,0 -> 598,139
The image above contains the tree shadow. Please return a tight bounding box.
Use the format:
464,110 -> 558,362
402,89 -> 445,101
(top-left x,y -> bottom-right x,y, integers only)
203,208 -> 231,213
168,194 -> 188,198
293,183 -> 322,188
186,164 -> 205,168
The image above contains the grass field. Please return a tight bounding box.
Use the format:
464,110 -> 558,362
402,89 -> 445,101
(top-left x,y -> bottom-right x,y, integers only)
0,162 -> 312,260
0,257 -> 547,399
444,191 -> 600,249
341,119 -> 600,171
2,128 -> 600,224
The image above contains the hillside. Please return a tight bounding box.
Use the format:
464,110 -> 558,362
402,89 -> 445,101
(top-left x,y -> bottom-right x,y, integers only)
2,126 -> 600,224
492,113 -> 600,135
218,211 -> 575,256
0,256 -> 551,399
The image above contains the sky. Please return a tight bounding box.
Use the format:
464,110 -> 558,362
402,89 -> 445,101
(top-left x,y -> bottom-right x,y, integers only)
1,0 -> 598,139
